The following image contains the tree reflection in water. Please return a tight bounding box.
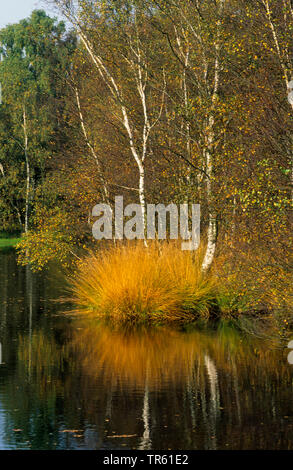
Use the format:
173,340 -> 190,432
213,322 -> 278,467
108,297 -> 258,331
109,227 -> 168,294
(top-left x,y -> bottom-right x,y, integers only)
1,251 -> 292,449
11,320 -> 292,450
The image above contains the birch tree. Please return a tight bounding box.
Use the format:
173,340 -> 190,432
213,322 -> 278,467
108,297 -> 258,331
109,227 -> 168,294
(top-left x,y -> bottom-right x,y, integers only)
74,84 -> 110,205
53,0 -> 166,236
259,0 -> 293,202
152,0 -> 227,270
23,105 -> 30,233
0,10 -> 75,233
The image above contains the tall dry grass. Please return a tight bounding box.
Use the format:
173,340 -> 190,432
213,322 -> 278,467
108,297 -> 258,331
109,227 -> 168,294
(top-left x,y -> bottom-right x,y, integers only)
71,242 -> 217,323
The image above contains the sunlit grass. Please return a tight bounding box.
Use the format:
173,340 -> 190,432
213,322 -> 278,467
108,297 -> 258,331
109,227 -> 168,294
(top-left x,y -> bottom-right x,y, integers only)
0,237 -> 21,249
0,231 -> 21,249
71,242 -> 218,323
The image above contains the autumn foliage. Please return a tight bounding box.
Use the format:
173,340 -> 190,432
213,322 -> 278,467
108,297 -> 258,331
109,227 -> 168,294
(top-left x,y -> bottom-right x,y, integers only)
0,2 -> 291,323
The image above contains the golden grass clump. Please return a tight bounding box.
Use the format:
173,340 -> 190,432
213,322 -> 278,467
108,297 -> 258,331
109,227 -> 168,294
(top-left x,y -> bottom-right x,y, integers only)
71,242 -> 217,323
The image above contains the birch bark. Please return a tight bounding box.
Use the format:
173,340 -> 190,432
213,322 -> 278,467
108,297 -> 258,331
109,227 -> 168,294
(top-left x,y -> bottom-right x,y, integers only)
23,105 -> 30,234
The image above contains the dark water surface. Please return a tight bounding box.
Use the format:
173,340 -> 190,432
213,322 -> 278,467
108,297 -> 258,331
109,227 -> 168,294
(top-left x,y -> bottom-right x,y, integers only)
0,251 -> 292,450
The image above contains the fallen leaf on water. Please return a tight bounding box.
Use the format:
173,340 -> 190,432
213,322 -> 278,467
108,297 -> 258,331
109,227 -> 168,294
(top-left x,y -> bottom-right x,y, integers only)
60,430 -> 83,433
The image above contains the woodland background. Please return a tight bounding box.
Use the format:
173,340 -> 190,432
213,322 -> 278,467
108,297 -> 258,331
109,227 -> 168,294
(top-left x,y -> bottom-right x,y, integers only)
0,1 -> 292,318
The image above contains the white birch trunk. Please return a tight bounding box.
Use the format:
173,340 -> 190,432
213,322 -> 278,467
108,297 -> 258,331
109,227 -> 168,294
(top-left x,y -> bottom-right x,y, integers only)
201,1 -> 224,271
54,4 -> 167,244
23,106 -> 30,234
263,0 -> 293,203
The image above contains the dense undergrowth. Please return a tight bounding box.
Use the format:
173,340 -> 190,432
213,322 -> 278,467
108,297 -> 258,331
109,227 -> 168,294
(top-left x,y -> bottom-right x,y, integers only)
71,242 -> 292,327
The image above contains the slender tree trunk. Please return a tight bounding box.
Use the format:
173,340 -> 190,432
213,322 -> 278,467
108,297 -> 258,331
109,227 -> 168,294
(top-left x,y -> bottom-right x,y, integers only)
262,0 -> 293,202
201,142 -> 217,272
77,30 -> 148,237
174,26 -> 191,192
201,0 -> 224,272
23,106 -> 30,234
139,166 -> 146,227
13,204 -> 23,230
202,216 -> 217,271
53,5 -> 166,245
0,163 -> 23,229
74,86 -> 110,203
201,106 -> 218,273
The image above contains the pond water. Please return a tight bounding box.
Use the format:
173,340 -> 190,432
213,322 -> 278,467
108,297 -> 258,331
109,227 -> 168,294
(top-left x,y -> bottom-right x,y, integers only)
0,251 -> 292,450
